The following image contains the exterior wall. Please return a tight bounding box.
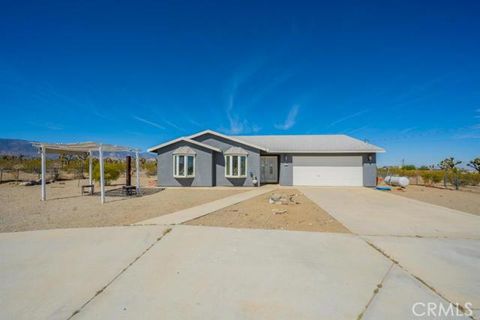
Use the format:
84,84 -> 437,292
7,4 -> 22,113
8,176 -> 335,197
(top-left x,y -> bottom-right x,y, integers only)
156,141 -> 213,187
362,153 -> 377,187
279,154 -> 293,186
193,133 -> 260,187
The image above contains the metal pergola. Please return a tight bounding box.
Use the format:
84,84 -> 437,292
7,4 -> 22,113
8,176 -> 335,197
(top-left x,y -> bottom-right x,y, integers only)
32,142 -> 141,204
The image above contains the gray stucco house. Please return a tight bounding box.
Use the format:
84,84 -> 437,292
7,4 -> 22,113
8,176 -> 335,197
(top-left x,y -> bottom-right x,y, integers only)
148,130 -> 385,187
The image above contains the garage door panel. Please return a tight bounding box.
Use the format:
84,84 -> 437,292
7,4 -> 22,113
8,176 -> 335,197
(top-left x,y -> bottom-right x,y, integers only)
293,155 -> 362,167
293,166 -> 363,186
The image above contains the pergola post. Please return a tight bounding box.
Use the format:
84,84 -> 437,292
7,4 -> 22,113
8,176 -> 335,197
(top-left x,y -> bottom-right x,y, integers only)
135,151 -> 140,194
41,146 -> 46,201
88,150 -> 93,185
99,145 -> 105,204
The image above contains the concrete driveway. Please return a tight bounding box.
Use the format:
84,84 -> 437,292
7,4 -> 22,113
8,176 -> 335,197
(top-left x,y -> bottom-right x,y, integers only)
300,186 -> 480,319
299,187 -> 480,238
1,187 -> 478,319
1,224 -> 474,319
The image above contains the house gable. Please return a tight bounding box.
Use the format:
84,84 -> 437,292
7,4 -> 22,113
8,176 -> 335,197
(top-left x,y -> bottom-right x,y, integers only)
188,130 -> 268,152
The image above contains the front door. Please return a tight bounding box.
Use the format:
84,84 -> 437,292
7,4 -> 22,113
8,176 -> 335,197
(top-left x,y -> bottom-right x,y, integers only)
260,156 -> 278,183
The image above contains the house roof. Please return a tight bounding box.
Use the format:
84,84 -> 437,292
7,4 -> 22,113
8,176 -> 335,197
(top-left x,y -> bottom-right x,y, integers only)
148,130 -> 385,154
147,137 -> 221,153
188,130 -> 269,151
231,134 -> 385,153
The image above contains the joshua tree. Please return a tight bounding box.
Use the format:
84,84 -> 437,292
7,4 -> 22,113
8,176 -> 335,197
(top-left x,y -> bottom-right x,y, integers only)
438,157 -> 462,189
467,157 -> 480,173
438,157 -> 462,170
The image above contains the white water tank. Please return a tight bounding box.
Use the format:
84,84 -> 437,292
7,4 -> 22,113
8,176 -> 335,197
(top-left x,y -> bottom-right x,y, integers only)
385,176 -> 410,188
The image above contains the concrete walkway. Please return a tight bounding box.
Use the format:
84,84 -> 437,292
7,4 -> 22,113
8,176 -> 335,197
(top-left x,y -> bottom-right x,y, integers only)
137,186 -> 274,225
299,187 -> 480,238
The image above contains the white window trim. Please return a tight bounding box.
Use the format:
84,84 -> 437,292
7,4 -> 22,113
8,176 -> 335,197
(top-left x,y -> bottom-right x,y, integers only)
224,155 -> 247,178
173,154 -> 196,178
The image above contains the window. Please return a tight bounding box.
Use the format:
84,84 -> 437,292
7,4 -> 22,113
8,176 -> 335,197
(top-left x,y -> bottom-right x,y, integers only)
173,155 -> 195,178
225,155 -> 247,178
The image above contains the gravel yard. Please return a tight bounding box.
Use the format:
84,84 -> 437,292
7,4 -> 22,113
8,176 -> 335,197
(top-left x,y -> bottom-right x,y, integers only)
390,185 -> 480,216
0,180 -> 246,232
186,188 -> 351,233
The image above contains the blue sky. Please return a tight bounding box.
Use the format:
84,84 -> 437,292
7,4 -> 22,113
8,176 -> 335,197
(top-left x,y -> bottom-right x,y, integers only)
1,0 -> 479,166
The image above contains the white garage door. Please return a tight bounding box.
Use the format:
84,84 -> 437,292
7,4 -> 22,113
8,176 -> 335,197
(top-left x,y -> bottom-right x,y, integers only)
292,155 -> 363,186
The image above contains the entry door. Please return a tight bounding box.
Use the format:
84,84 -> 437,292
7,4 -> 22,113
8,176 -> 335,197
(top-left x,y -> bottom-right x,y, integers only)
260,156 -> 278,183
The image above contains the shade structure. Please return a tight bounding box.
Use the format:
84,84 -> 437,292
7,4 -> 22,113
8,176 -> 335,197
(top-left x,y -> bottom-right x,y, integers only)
32,142 -> 141,204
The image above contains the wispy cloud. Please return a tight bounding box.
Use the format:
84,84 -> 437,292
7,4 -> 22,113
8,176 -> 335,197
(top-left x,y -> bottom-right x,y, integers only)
27,121 -> 64,131
346,125 -> 369,134
162,119 -> 185,131
222,116 -> 261,135
223,65 -> 263,134
400,127 -> 417,134
188,118 -> 203,128
132,116 -> 165,129
275,105 -> 299,130
328,109 -> 370,127
453,133 -> 480,139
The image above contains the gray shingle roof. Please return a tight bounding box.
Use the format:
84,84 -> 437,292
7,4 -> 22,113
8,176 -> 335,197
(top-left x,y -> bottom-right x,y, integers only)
231,134 -> 384,153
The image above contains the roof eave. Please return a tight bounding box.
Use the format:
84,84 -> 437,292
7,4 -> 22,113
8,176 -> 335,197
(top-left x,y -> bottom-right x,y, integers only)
147,137 -> 221,153
188,129 -> 269,152
267,149 -> 386,154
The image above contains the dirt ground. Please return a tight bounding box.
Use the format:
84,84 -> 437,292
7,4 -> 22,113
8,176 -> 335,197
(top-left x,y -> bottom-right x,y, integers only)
0,179 -> 246,232
391,185 -> 480,216
186,188 -> 351,233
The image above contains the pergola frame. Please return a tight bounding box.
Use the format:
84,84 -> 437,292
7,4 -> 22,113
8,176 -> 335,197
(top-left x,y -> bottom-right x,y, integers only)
33,142 -> 140,204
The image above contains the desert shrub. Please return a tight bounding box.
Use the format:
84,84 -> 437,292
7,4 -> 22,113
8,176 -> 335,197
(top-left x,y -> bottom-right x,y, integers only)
402,164 -> 416,170
377,167 -> 388,177
92,162 -> 121,185
471,173 -> 480,186
107,161 -> 126,174
446,171 -> 464,189
401,169 -> 417,178
20,159 -> 41,173
143,161 -> 157,176
430,171 -> 443,184
421,172 -> 432,185
461,172 -> 480,186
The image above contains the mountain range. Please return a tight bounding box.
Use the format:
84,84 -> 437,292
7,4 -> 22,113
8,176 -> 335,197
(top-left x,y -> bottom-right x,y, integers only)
0,138 -> 155,159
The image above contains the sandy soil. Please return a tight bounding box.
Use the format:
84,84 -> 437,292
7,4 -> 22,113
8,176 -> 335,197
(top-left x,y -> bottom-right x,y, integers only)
0,179 -> 246,232
391,185 -> 480,216
186,188 -> 351,233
